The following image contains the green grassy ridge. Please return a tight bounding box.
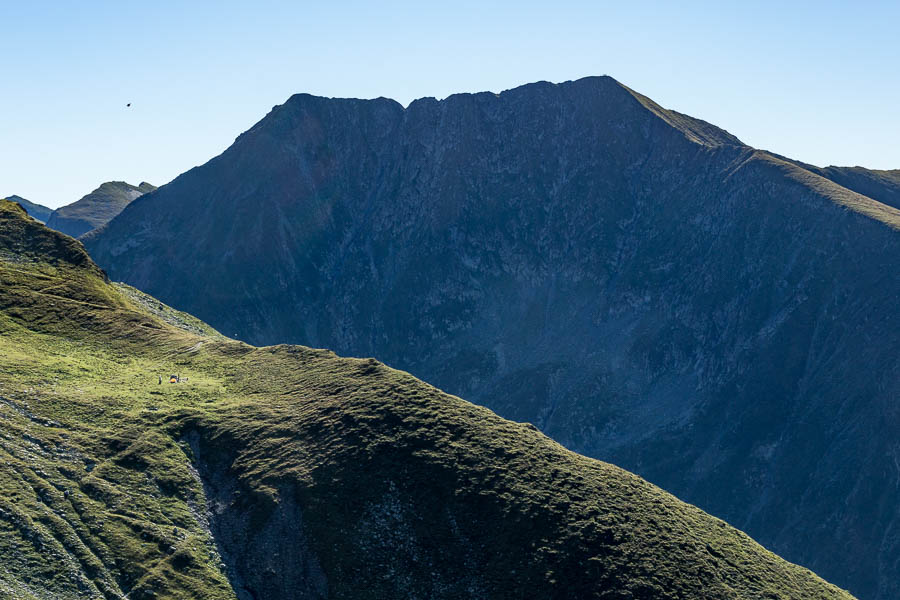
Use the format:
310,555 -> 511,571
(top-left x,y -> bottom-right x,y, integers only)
0,200 -> 854,599
3,196 -> 53,224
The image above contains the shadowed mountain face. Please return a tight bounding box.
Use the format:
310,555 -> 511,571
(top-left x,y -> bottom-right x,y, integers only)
5,195 -> 52,223
0,199 -> 856,599
46,181 -> 155,238
84,77 -> 900,599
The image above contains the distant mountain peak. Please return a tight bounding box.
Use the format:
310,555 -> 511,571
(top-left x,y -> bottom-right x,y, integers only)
45,180 -> 156,239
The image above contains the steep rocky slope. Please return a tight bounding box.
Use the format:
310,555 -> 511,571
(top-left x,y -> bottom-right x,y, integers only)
4,195 -> 52,223
46,181 -> 155,238
84,77 -> 900,598
0,200 -> 856,599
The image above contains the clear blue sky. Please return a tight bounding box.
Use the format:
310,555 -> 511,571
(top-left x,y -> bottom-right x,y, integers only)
3,0 -> 898,208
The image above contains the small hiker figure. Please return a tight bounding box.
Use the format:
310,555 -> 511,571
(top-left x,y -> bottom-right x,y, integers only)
158,375 -> 162,385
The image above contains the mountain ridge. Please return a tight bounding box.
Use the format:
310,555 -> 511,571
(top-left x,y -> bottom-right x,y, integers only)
774,157 -> 900,211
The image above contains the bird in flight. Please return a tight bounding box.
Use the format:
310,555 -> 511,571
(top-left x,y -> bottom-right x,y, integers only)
126,103 -> 132,107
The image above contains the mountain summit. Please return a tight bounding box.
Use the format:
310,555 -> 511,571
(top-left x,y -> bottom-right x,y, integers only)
46,180 -> 156,238
84,76 -> 900,598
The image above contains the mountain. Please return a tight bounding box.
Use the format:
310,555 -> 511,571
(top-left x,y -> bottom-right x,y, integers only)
0,199 -> 856,599
45,181 -> 156,238
4,195 -> 53,223
83,76 -> 900,599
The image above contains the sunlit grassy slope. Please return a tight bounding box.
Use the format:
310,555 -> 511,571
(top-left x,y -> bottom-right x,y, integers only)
0,199 -> 854,599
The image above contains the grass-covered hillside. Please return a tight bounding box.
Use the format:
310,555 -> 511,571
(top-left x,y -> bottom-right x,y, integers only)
0,199 -> 854,599
2,196 -> 52,223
